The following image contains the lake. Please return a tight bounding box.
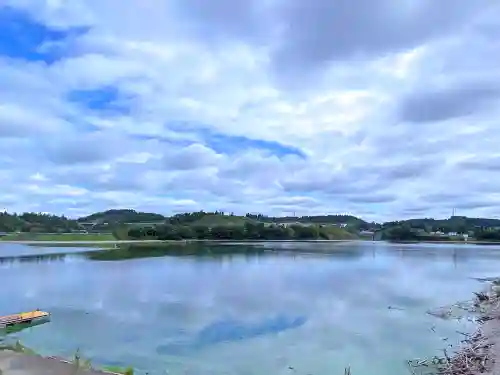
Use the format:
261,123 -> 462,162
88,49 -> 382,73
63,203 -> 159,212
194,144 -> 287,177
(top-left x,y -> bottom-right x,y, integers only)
1,241 -> 500,375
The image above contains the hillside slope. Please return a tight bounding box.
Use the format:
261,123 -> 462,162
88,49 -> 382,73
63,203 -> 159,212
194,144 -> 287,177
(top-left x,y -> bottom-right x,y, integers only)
78,209 -> 166,223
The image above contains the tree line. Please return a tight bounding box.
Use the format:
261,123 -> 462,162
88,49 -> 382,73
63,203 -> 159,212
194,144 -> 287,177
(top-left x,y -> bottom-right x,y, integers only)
127,222 -> 353,241
381,225 -> 500,242
383,216 -> 500,234
0,212 -> 80,233
474,230 -> 500,241
4,208 -> 500,239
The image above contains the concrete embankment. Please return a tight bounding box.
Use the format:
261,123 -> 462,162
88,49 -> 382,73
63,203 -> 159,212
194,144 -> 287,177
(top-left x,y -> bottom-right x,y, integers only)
0,350 -> 121,375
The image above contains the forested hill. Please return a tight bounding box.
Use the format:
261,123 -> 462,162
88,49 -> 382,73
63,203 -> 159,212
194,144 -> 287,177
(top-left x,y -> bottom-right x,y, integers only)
78,209 -> 166,223
80,210 -> 374,228
0,209 -> 374,233
383,216 -> 500,232
244,213 -> 370,226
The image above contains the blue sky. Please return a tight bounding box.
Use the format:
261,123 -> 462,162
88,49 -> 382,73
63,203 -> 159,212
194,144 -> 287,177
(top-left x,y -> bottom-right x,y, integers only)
0,2 -> 499,221
0,6 -> 87,64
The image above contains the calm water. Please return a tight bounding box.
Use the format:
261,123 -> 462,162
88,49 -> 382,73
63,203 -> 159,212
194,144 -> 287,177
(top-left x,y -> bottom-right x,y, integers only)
1,241 -> 500,375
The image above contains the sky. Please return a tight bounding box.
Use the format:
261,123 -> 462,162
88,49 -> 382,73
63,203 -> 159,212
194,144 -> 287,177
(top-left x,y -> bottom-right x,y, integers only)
0,0 -> 499,222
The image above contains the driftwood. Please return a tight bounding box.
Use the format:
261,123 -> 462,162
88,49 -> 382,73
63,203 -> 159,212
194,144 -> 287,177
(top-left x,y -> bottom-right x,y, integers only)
408,330 -> 493,375
426,299 -> 487,320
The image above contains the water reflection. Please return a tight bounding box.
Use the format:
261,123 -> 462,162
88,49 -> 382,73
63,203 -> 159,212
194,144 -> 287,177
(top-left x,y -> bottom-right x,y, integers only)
3,242 -> 500,268
0,318 -> 50,336
384,243 -> 500,270
156,314 -> 307,355
82,242 -> 370,262
85,243 -> 266,261
3,242 -> 500,375
3,242 -> 500,269
0,253 -> 68,264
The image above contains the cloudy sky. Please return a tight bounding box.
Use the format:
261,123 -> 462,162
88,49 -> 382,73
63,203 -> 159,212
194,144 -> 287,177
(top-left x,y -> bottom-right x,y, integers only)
0,0 -> 499,221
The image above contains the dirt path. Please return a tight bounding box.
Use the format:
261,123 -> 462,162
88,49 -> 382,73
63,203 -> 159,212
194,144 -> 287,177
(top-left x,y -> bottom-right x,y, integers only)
475,297 -> 500,375
0,350 -> 119,375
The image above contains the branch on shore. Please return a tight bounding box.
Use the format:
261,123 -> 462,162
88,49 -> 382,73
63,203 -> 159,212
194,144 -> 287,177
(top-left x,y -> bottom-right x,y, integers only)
426,299 -> 487,320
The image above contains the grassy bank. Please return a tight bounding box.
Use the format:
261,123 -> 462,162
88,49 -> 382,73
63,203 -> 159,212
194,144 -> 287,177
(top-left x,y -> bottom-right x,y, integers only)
0,233 -> 116,241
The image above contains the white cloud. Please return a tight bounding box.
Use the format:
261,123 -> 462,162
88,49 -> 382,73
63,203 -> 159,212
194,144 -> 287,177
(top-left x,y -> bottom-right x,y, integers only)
0,0 -> 500,221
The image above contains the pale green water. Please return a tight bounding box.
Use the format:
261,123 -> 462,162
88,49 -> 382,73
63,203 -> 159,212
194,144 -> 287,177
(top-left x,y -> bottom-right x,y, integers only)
1,241 -> 500,375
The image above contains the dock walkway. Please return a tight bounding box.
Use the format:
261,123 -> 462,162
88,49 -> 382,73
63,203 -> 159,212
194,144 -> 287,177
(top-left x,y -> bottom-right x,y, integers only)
0,311 -> 49,326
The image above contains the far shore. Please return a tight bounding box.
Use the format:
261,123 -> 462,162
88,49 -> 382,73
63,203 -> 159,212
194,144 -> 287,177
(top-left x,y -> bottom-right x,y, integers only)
390,240 -> 500,245
2,238 -> 500,246
0,239 -> 360,245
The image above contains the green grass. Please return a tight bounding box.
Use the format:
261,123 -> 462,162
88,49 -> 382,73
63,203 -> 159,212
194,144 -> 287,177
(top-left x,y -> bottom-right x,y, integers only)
0,340 -> 38,355
189,215 -> 254,226
320,226 -> 358,240
0,233 -> 116,241
27,243 -> 118,249
102,366 -> 135,375
1,233 -> 35,241
112,225 -> 131,240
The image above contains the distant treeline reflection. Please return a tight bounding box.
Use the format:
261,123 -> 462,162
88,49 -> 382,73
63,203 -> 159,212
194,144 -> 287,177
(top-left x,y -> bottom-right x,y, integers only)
3,243 -> 493,265
0,253 -> 67,264
0,244 -> 266,263
86,244 -> 265,261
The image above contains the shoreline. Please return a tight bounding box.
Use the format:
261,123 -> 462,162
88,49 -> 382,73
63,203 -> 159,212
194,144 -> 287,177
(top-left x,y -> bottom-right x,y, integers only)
413,280 -> 500,375
2,239 -> 500,246
390,240 -> 500,245
0,239 -> 361,245
445,283 -> 500,375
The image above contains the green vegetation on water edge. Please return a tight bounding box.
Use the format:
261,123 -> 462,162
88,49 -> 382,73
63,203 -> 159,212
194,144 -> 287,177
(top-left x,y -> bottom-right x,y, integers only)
127,222 -> 357,241
381,224 -> 500,242
102,366 -> 134,375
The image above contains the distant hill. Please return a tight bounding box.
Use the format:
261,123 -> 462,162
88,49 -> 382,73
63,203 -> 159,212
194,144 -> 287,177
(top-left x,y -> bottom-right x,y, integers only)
169,212 -> 255,226
0,209 -> 375,234
382,216 -> 500,233
78,209 -> 166,224
167,212 -> 375,229
246,214 -> 374,228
